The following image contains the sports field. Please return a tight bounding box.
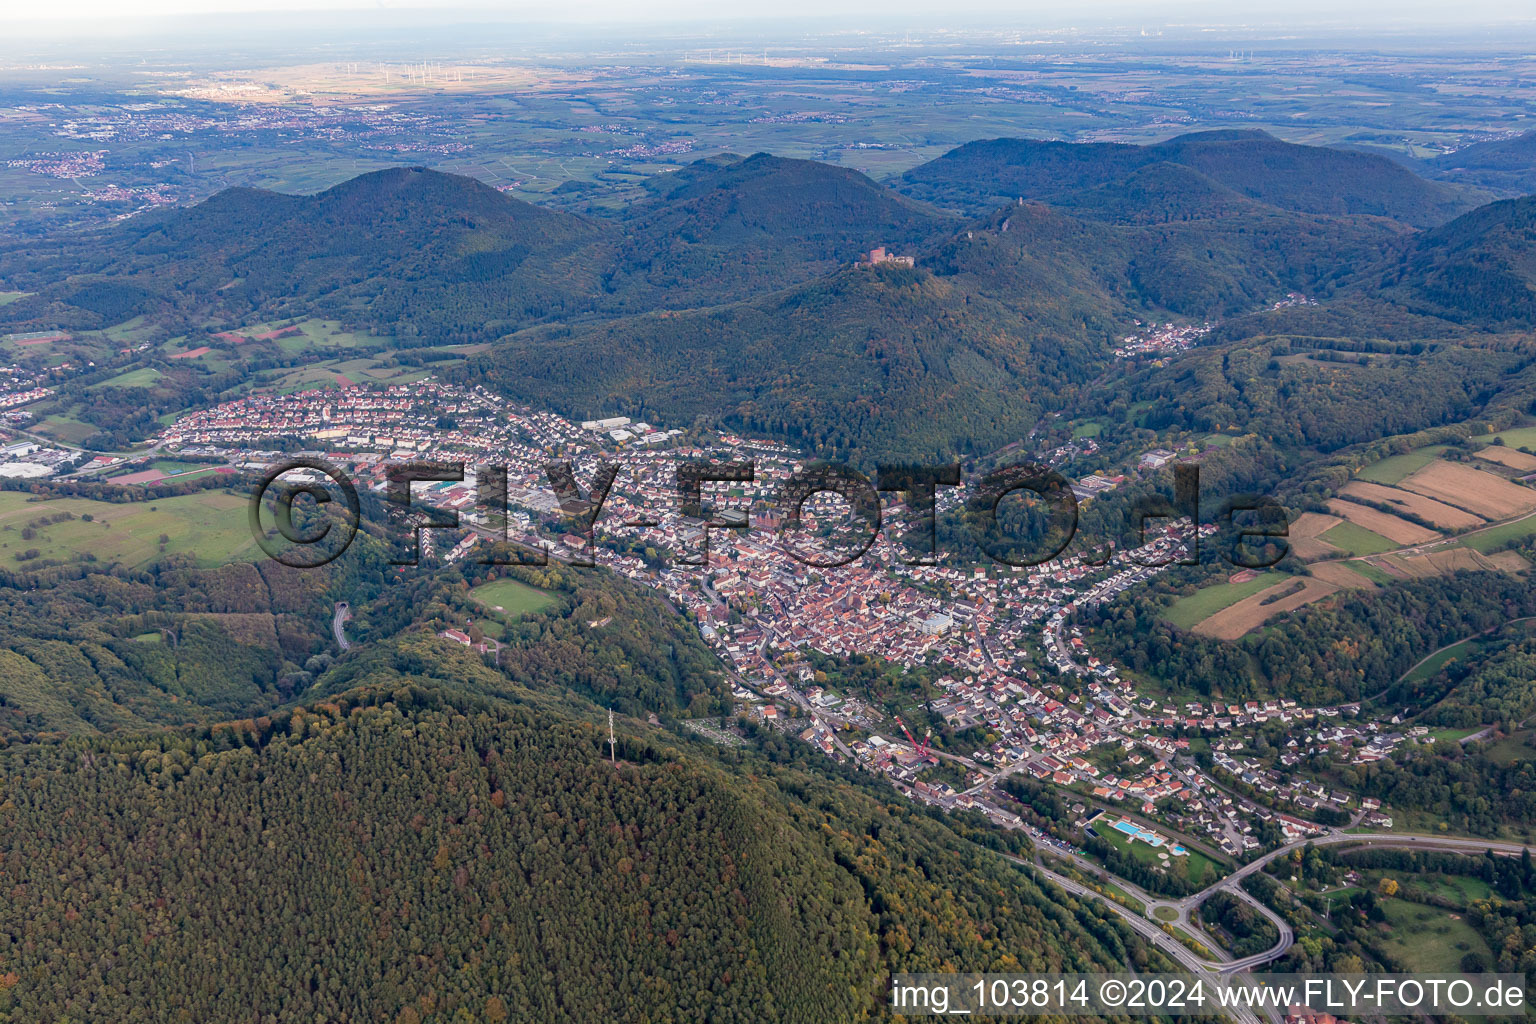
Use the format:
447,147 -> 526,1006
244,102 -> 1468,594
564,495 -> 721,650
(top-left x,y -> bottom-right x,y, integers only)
470,578 -> 557,618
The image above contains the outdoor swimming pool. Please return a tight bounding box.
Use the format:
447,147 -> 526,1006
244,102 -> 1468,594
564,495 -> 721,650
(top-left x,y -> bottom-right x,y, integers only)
1111,818 -> 1187,855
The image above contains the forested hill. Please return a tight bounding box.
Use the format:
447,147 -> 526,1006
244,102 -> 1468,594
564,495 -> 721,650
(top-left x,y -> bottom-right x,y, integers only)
4,141 -> 1532,463
473,190 -> 1407,463
0,166 -> 611,342
1045,160 -> 1279,224
598,152 -> 958,310
0,553 -> 390,742
1422,130 -> 1536,197
472,234 -> 1124,465
0,157 -> 956,340
899,129 -> 1479,226
1363,195 -> 1536,328
0,635 -> 1147,1023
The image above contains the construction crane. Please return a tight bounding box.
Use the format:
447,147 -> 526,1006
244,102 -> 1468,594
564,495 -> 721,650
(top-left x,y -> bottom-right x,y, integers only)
892,716 -> 932,758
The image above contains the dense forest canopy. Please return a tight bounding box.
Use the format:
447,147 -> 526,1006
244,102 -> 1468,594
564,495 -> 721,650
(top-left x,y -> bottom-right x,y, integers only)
0,636 -> 1151,1023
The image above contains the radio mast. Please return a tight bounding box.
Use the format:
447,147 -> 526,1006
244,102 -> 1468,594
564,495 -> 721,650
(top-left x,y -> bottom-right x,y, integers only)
608,708 -> 616,765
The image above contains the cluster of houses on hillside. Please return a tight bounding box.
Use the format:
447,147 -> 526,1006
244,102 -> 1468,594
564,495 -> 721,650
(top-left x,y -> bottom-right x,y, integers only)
100,376 -> 1414,867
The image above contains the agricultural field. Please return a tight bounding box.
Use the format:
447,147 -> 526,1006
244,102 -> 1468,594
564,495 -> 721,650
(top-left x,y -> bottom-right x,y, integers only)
1398,460 -> 1536,521
266,356 -> 435,394
1162,572 -> 1289,630
1343,559 -> 1397,585
32,413 -> 97,445
0,291 -> 29,306
1356,446 -> 1447,486
1366,546 -> 1510,580
1395,873 -> 1493,904
1399,636 -> 1487,686
1317,520 -> 1398,557
1339,480 -> 1484,530
1474,446 -> 1536,473
470,577 -> 558,619
1462,513 -> 1536,552
1481,729 -> 1536,765
96,316 -> 158,343
1325,498 -> 1439,546
1190,577 -> 1340,640
1288,512 -> 1343,561
221,318 -> 392,354
1308,562 -> 1379,590
0,490 -> 255,568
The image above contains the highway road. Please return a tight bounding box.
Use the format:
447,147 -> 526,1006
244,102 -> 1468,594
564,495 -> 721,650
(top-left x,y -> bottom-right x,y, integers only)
332,602 -> 351,651
1023,853 -> 1265,1024
1011,829 -> 1531,1022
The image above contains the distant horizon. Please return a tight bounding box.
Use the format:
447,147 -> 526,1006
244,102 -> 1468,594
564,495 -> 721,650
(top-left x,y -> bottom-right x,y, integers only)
4,0 -> 1534,33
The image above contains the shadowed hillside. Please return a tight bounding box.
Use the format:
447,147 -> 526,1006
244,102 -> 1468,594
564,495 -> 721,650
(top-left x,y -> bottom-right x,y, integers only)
899,129 -> 1478,227
1366,195 -> 1536,327
1423,131 -> 1536,196
475,189 -> 1407,462
0,167 -> 610,342
598,152 -> 957,310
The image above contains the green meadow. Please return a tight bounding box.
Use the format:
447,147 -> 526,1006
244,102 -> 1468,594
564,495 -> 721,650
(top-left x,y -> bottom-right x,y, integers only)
1356,446 -> 1448,486
1162,573 -> 1289,630
95,367 -> 165,389
0,490 -> 255,569
1318,520 -> 1396,556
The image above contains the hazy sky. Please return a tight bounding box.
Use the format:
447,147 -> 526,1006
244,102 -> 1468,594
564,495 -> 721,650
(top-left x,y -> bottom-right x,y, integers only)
6,0 -> 1534,25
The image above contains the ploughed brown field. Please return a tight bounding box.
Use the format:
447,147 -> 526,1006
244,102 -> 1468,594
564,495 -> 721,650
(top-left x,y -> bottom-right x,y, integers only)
1288,511 -> 1345,560
1474,447 -> 1536,473
1398,460 -> 1536,521
1325,498 -> 1440,546
1310,562 -> 1379,590
1339,479 -> 1485,530
1191,577 -> 1340,640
